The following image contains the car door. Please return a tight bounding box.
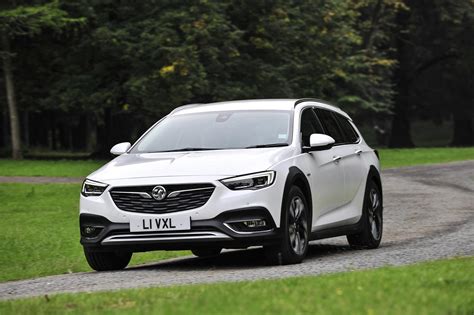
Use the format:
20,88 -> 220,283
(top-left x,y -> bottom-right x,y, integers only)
313,108 -> 354,207
299,108 -> 345,226
332,113 -> 366,203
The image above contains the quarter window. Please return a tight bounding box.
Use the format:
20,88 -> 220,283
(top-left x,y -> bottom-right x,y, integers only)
334,114 -> 359,143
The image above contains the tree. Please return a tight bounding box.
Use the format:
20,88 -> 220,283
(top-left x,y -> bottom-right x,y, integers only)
0,1 -> 85,158
34,0 -> 394,155
414,0 -> 474,146
388,0 -> 474,147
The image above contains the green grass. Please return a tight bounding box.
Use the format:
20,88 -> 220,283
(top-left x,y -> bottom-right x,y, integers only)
1,257 -> 472,315
0,183 -> 188,282
0,159 -> 106,177
379,147 -> 474,169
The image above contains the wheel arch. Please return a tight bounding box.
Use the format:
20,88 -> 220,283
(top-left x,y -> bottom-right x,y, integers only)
280,166 -> 313,227
368,165 -> 383,206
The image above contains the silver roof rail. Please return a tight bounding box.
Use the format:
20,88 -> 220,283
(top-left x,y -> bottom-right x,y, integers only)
294,98 -> 336,107
169,103 -> 203,115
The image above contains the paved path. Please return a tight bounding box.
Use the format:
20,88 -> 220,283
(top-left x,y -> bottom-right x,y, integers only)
0,161 -> 473,300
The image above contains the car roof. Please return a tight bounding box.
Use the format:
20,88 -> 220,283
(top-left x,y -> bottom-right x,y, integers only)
170,98 -> 351,120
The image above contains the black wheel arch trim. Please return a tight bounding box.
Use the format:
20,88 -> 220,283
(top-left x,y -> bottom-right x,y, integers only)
368,165 -> 383,206
280,166 -> 313,227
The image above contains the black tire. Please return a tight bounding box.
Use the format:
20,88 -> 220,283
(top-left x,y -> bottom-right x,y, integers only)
347,179 -> 383,249
191,248 -> 222,257
264,186 -> 310,265
84,248 -> 132,271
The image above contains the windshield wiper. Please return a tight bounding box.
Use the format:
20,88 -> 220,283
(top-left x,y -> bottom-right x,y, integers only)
245,143 -> 289,149
150,147 -> 221,153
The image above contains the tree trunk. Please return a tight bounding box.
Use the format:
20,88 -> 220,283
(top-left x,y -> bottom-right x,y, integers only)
85,114 -> 98,152
2,108 -> 8,148
388,66 -> 415,147
23,110 -> 29,149
451,113 -> 473,146
51,113 -> 57,150
362,0 -> 384,53
388,5 -> 415,148
389,107 -> 414,147
1,32 -> 22,159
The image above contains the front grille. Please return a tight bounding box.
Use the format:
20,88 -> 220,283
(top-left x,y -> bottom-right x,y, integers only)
109,183 -> 215,214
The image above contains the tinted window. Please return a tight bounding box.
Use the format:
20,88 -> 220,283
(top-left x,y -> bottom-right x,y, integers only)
314,109 -> 345,144
300,108 -> 324,146
131,110 -> 292,153
334,114 -> 359,143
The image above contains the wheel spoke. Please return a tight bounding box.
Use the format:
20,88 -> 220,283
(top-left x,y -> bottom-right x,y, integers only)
370,189 -> 379,210
290,233 -> 296,248
294,206 -> 300,222
371,219 -> 378,239
295,233 -> 301,253
299,217 -> 307,233
289,208 -> 294,222
295,198 -> 303,220
289,224 -> 294,233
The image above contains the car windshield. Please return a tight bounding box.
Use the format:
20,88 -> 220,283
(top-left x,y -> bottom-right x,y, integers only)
131,110 -> 292,153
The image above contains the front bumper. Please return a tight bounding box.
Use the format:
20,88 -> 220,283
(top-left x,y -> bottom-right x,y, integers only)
80,207 -> 281,252
80,174 -> 286,230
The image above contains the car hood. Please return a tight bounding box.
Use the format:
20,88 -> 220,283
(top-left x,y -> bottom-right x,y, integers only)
89,147 -> 294,182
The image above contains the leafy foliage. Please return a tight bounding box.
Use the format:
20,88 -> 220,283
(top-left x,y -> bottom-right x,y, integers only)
0,0 -> 471,153
0,1 -> 85,38
9,1 -> 396,120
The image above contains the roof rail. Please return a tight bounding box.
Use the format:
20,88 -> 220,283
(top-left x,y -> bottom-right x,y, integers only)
294,98 -> 334,107
169,103 -> 203,115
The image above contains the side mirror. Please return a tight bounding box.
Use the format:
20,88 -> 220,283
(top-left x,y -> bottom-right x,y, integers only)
305,134 -> 335,152
110,142 -> 131,155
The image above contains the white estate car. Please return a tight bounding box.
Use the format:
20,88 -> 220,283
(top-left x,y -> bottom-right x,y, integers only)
80,98 -> 383,271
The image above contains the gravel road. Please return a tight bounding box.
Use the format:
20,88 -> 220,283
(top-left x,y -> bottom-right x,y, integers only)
1,161 -> 473,300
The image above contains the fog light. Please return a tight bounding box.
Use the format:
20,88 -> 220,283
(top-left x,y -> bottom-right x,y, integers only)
243,219 -> 267,228
84,226 -> 95,234
81,226 -> 102,237
226,218 -> 270,233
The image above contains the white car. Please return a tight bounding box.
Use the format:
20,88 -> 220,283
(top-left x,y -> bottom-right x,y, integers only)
80,99 -> 383,271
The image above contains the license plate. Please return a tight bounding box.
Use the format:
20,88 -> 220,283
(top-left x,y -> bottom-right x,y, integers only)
129,214 -> 191,232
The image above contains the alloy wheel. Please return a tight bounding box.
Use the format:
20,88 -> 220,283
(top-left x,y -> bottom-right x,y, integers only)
367,188 -> 382,240
288,196 -> 308,255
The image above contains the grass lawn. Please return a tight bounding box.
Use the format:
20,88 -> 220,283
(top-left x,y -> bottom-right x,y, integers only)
0,257 -> 472,315
0,159 -> 106,177
0,183 -> 188,282
378,147 -> 474,169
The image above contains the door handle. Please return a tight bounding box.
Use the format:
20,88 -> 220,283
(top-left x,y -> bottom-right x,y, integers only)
332,156 -> 342,163
355,149 -> 363,155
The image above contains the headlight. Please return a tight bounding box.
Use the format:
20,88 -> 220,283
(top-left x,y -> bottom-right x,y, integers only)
220,171 -> 276,190
81,179 -> 108,197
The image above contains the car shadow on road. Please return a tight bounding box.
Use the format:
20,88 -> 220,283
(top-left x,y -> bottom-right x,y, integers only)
129,241 -> 355,271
